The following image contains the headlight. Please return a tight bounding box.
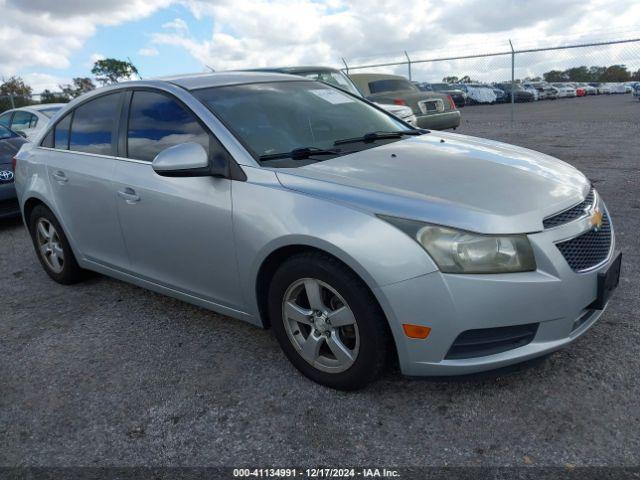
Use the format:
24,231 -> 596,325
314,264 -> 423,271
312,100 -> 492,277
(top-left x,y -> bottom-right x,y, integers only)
379,216 -> 536,274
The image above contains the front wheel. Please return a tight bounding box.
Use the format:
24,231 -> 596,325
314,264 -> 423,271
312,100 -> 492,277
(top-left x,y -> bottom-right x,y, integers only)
268,252 -> 390,390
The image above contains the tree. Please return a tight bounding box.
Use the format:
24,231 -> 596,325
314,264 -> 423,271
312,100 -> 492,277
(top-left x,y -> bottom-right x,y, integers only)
543,70 -> 566,82
60,77 -> 96,98
600,64 -> 630,82
40,90 -> 69,103
564,66 -> 591,82
91,58 -> 139,85
0,76 -> 33,110
632,69 -> 640,81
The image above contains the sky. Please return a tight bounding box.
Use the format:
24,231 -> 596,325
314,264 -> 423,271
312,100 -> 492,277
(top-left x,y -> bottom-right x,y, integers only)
1,0 -> 639,93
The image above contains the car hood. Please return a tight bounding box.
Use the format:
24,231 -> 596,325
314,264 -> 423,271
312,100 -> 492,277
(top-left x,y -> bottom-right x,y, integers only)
275,131 -> 590,234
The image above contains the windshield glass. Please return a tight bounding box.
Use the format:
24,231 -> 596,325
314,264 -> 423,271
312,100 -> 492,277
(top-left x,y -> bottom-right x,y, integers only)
368,79 -> 416,94
38,106 -> 62,118
300,71 -> 362,97
0,125 -> 16,139
194,81 -> 409,166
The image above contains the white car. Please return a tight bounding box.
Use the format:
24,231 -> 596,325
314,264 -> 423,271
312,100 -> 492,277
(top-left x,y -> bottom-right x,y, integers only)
0,104 -> 65,140
522,84 -> 539,100
551,83 -> 577,98
377,103 -> 417,125
606,83 -> 627,94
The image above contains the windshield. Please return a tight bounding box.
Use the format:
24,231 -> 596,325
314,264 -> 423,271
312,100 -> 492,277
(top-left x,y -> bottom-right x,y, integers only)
0,125 -> 17,139
300,71 -> 362,97
194,81 -> 409,166
38,106 -> 62,118
368,79 -> 416,94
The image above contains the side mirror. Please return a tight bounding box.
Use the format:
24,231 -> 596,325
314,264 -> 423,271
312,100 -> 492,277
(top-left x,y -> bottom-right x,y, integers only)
152,142 -> 228,178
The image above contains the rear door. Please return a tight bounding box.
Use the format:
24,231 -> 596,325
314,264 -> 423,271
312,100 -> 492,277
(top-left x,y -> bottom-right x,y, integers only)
43,92 -> 129,269
112,89 -> 242,309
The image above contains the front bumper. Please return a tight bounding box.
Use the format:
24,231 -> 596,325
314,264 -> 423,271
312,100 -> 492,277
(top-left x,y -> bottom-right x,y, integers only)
375,204 -> 618,377
416,110 -> 461,130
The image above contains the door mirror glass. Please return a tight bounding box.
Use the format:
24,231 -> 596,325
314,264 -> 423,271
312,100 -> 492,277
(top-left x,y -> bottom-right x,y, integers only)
152,142 -> 215,177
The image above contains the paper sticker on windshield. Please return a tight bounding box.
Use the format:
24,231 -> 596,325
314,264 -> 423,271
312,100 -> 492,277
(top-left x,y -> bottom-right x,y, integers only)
310,89 -> 355,104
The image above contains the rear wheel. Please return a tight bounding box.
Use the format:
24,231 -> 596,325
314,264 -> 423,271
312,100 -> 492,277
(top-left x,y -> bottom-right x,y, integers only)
29,205 -> 85,284
268,252 -> 390,390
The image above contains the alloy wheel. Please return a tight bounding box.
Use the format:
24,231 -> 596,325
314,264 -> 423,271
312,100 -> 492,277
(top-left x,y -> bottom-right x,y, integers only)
282,278 -> 359,373
35,218 -> 65,274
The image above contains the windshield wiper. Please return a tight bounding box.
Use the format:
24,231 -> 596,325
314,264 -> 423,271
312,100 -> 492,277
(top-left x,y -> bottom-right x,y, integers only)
259,146 -> 342,162
333,129 -> 427,146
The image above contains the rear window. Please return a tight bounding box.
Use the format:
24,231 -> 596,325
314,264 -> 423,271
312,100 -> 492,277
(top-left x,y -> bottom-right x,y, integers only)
11,111 -> 37,131
368,79 -> 416,94
69,93 -> 122,155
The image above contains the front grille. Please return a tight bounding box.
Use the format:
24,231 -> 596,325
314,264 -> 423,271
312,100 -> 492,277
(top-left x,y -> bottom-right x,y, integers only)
445,323 -> 539,360
543,188 -> 594,228
556,212 -> 611,271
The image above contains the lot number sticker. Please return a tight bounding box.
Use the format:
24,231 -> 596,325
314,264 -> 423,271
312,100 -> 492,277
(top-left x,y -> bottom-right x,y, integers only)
310,89 -> 355,104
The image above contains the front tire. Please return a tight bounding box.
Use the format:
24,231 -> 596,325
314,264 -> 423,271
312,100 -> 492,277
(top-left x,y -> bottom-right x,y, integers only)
268,252 -> 390,390
29,205 -> 86,284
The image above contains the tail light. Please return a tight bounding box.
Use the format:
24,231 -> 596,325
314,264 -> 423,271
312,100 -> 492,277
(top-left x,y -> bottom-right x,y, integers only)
393,99 -> 406,105
447,95 -> 456,110
12,156 -> 17,171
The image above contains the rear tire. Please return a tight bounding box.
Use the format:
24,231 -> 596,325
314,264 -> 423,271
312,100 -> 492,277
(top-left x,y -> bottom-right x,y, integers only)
29,205 -> 86,284
268,252 -> 390,390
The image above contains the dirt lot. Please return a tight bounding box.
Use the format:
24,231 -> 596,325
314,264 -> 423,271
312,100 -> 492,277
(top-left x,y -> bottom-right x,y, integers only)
1,94 -> 638,468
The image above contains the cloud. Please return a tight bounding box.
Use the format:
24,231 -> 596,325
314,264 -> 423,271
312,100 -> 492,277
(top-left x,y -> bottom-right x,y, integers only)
138,47 -> 160,57
162,17 -> 189,31
0,0 -> 171,76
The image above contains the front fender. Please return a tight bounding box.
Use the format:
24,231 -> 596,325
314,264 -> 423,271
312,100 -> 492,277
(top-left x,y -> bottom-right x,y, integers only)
232,167 -> 437,319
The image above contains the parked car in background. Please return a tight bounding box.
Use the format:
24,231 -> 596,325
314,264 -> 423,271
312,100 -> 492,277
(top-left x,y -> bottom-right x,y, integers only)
576,83 -> 597,95
589,83 -> 611,94
491,86 -> 507,103
0,104 -> 65,140
249,66 -> 417,125
522,84 -> 539,100
527,82 -> 556,100
551,83 -> 577,98
0,125 -> 28,218
495,83 -> 535,102
350,73 -> 460,130
571,84 -> 587,97
14,72 -> 621,389
415,82 -> 466,108
451,84 -> 497,104
607,83 -> 627,94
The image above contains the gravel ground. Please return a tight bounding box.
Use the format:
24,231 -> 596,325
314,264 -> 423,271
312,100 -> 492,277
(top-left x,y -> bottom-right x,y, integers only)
0,94 -> 638,469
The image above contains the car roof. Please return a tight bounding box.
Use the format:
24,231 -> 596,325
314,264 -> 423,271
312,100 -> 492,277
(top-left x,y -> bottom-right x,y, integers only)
245,66 -> 342,75
153,71 -> 309,90
348,73 -> 407,81
30,103 -> 66,111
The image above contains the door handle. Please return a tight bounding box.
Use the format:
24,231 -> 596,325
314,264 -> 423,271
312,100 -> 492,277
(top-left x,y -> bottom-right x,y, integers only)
51,171 -> 68,183
117,187 -> 140,204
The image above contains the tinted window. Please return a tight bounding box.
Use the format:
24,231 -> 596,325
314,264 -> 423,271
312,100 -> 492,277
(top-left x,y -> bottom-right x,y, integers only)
54,113 -> 72,150
11,111 -> 37,131
0,112 -> 11,127
0,125 -> 17,139
194,81 -> 407,164
70,93 -> 121,155
127,91 -> 209,162
300,71 -> 362,96
368,79 -> 416,94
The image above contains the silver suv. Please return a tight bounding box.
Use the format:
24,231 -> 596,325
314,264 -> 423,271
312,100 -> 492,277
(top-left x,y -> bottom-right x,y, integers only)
14,72 -> 621,390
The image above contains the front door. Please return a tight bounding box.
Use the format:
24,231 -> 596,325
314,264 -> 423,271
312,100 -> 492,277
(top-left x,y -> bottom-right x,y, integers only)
112,89 -> 242,309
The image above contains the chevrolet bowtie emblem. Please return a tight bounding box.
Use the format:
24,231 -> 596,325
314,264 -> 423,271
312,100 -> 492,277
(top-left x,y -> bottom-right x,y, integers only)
590,209 -> 603,231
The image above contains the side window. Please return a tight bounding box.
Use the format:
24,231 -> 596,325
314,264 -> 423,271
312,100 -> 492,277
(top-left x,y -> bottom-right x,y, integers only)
0,112 -> 12,127
69,93 -> 122,155
127,90 -> 210,162
10,111 -> 35,132
54,113 -> 72,150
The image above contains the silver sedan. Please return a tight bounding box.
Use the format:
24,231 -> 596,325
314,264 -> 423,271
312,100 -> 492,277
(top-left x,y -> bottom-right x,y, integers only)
14,72 -> 621,390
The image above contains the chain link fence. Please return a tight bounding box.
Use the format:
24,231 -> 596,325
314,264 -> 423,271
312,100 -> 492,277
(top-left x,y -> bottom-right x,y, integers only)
341,37 -> 640,124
